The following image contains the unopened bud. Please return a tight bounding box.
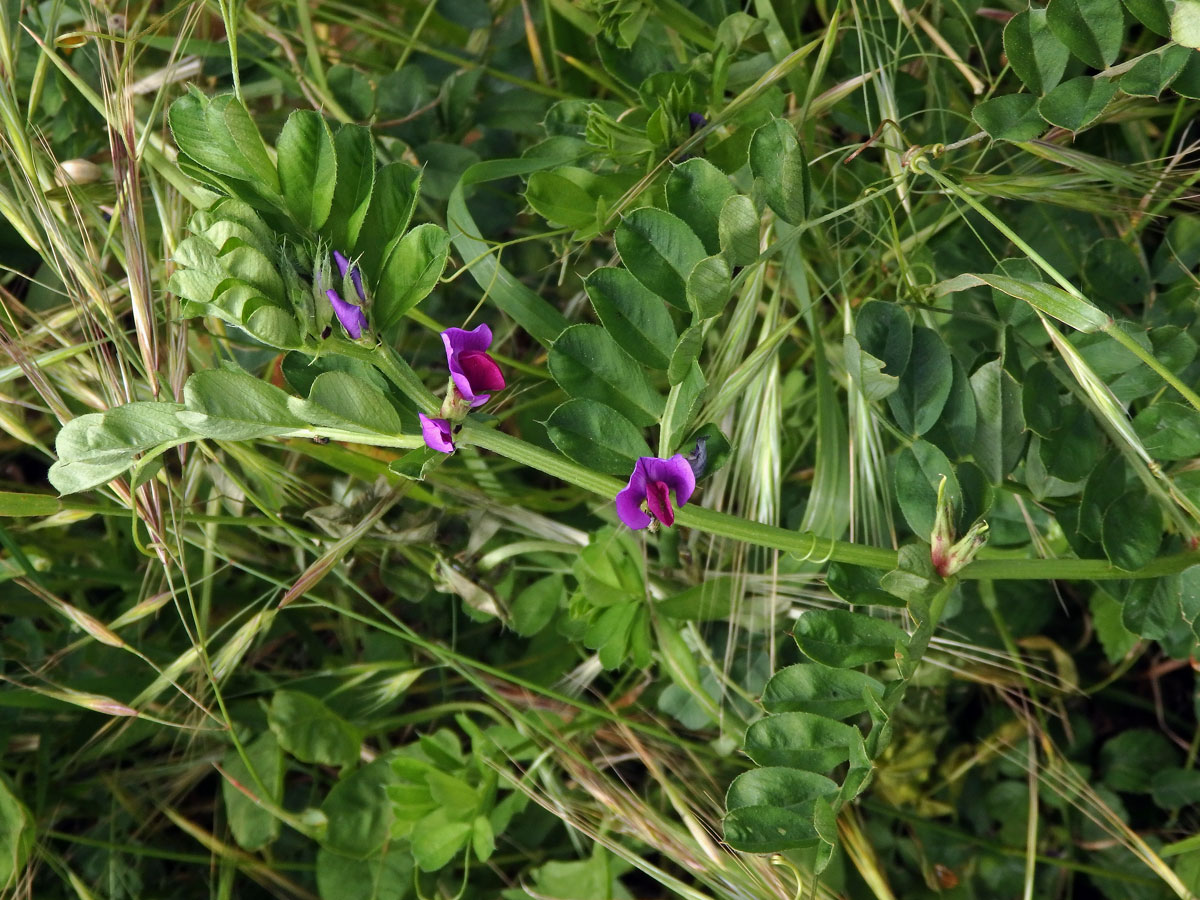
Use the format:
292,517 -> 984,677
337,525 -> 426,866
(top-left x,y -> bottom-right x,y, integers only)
930,475 -> 988,577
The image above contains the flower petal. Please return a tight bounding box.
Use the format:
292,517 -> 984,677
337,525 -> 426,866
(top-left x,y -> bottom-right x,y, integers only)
458,351 -> 506,392
326,289 -> 367,340
441,324 -> 493,362
616,483 -> 652,529
644,455 -> 695,509
333,250 -> 351,279
419,414 -> 455,453
645,480 -> 675,526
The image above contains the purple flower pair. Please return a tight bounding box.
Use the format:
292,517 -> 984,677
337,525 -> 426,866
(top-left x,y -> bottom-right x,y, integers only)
326,250 -> 368,339
616,454 -> 695,529
419,324 -> 506,454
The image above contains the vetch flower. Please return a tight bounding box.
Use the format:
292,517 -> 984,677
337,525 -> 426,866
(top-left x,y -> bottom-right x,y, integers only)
324,250 -> 368,339
442,324 -> 506,408
326,288 -> 367,339
616,455 -> 696,529
333,250 -> 366,303
419,414 -> 455,453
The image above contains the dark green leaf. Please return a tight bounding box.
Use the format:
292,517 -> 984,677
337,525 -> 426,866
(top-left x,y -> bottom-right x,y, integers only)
1004,8 -> 1070,94
1133,401 -> 1200,460
1083,238 -> 1149,313
222,732 -> 283,851
1121,45 -> 1192,96
585,267 -> 676,370
972,94 -> 1046,142
0,776 -> 33,887
895,440 -> 961,538
855,300 -> 911,376
323,757 -> 398,857
1122,0 -> 1171,35
762,664 -> 884,718
615,207 -> 707,310
1101,729 -> 1179,793
793,609 -> 907,668
886,326 -> 952,436
1102,491 -> 1162,571
545,398 -> 652,478
328,64 -> 375,120
1152,768 -> 1200,810
1120,577 -> 1180,639
971,359 -> 1027,482
666,158 -> 736,254
548,325 -> 665,427
925,357 -> 977,460
744,712 -> 859,771
749,119 -> 810,223
1037,76 -> 1118,132
1045,0 -> 1125,68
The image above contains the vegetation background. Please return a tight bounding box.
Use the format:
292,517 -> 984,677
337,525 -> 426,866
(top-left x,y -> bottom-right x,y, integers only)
3,0 -> 1200,897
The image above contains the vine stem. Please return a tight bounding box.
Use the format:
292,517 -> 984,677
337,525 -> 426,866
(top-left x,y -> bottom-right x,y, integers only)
345,344 -> 1200,582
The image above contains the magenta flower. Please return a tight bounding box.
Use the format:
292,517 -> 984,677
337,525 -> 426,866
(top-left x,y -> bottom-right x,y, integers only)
442,324 -> 506,407
419,414 -> 454,453
616,455 -> 696,529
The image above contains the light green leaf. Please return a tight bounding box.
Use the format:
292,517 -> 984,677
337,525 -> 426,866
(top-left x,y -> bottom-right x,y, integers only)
512,574 -> 564,637
718,194 -> 759,266
292,371 -> 405,436
323,757 -> 398,858
843,335 -> 899,401
324,125 -> 375,252
1174,0 -> 1200,47
179,370 -> 307,439
0,776 -> 33,890
686,255 -> 732,320
276,110 -> 337,231
411,810 -> 472,871
268,690 -> 361,769
356,163 -> 421,288
373,223 -> 449,330
205,93 -> 280,192
668,324 -> 704,386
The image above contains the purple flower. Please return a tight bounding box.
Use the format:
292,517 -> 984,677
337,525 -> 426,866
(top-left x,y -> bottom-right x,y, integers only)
688,112 -> 707,132
326,288 -> 367,340
419,414 -> 455,453
333,250 -> 366,302
615,455 -> 696,529
442,324 -> 506,407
